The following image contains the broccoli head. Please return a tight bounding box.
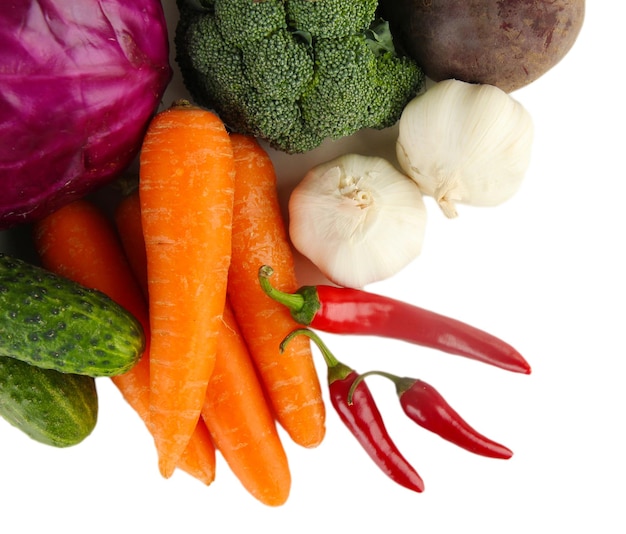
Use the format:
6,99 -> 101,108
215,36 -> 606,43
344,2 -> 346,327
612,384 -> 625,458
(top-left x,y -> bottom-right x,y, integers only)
175,0 -> 424,154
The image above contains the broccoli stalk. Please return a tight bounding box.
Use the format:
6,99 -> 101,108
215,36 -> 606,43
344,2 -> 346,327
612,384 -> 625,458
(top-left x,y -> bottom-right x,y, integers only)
175,0 -> 424,154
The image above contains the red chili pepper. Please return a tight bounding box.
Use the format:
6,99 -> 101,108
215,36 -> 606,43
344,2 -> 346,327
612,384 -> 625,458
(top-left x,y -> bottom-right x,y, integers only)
260,265 -> 530,374
348,371 -> 513,459
281,329 -> 425,493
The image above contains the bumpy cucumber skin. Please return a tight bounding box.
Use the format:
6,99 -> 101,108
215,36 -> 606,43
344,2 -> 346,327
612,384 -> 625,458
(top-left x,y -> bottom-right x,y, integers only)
0,356 -> 98,447
0,253 -> 145,377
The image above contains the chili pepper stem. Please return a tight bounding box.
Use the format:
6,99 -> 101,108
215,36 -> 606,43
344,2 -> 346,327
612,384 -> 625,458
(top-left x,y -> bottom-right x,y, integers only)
259,265 -> 305,310
259,265 -> 321,325
346,370 -> 414,405
280,328 -> 355,385
280,328 -> 339,367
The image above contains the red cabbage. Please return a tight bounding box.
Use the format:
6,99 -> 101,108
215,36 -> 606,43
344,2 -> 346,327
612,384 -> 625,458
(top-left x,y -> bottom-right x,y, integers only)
0,0 -> 172,229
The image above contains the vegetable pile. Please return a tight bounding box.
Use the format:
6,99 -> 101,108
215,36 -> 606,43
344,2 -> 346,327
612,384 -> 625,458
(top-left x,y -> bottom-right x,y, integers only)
21,105 -> 325,505
0,0 -> 586,508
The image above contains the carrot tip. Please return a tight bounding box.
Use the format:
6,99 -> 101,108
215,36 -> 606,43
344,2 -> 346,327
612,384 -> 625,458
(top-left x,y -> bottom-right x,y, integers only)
186,470 -> 215,486
158,459 -> 177,480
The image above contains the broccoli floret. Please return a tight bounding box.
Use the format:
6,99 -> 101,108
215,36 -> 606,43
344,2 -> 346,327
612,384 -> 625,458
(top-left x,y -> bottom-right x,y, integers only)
286,0 -> 378,39
363,19 -> 425,128
175,0 -> 424,154
241,28 -> 314,102
301,35 -> 379,140
214,0 -> 287,48
176,10 -> 249,125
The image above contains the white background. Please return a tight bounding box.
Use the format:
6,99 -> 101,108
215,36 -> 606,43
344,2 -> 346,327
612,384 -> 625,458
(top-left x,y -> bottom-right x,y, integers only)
1,2 -> 624,532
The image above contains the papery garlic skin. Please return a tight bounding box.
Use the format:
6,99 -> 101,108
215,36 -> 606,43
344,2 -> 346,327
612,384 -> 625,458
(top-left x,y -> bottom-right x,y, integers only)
396,79 -> 534,218
288,154 -> 427,288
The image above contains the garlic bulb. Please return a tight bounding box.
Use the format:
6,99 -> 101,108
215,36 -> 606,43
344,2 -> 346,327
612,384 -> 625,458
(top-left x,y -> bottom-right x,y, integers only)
288,154 -> 427,288
396,79 -> 534,218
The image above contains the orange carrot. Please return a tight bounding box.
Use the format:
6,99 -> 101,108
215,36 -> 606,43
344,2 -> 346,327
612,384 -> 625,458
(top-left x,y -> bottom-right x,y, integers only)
113,194 -> 220,484
139,100 -> 236,478
115,188 -> 290,504
32,199 -> 216,485
203,300 -> 291,506
114,190 -> 149,299
227,133 -> 325,448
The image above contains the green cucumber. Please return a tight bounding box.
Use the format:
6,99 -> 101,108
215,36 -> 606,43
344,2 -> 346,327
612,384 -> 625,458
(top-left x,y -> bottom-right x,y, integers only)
0,253 -> 145,377
0,355 -> 98,447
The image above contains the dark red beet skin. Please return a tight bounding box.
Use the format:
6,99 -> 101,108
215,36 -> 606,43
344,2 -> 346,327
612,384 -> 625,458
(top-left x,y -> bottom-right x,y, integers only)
380,0 -> 585,93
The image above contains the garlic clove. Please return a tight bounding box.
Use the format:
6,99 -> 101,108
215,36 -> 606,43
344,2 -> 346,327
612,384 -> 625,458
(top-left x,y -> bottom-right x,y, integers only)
288,153 -> 427,288
396,79 -> 534,218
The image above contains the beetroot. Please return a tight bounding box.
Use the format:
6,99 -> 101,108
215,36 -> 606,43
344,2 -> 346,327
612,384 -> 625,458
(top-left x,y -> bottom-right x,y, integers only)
380,0 -> 585,93
0,0 -> 172,229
